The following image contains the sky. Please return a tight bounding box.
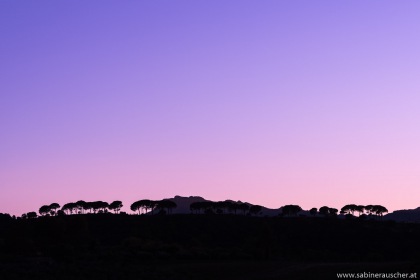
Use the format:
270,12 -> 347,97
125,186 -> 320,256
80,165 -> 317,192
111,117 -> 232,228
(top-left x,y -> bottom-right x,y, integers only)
1,1 -> 420,216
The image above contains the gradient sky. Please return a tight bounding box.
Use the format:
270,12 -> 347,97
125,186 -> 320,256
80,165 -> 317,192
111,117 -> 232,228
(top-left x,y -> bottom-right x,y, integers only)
1,1 -> 420,215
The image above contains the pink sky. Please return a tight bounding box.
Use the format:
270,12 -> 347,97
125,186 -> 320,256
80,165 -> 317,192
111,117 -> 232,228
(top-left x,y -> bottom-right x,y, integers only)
1,1 -> 420,215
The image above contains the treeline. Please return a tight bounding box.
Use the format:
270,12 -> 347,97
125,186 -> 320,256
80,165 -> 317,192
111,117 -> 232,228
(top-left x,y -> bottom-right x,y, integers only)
130,199 -> 177,215
19,200 -> 124,219
339,204 -> 388,216
14,199 -> 178,219
306,204 -> 388,218
2,199 -> 388,220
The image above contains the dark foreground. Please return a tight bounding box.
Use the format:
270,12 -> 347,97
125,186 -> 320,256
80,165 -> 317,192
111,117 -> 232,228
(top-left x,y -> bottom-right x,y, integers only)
0,214 -> 419,279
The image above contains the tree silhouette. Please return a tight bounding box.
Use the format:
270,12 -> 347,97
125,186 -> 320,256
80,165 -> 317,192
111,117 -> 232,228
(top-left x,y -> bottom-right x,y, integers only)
355,205 -> 365,216
39,205 -> 51,216
365,205 -> 374,215
49,203 -> 60,216
309,208 -> 317,216
92,201 -> 101,213
98,201 -> 109,213
341,205 -> 351,215
61,203 -> 71,215
85,202 -> 95,213
27,212 -> 37,219
329,208 -> 338,216
341,204 -> 357,216
156,200 -> 177,214
137,199 -> 154,214
76,200 -> 87,214
130,201 -> 142,214
281,205 -> 302,217
372,205 -> 388,217
89,201 -> 108,213
62,202 -> 77,215
109,201 -> 123,214
0,213 -> 12,221
319,206 -> 330,216
148,200 -> 158,215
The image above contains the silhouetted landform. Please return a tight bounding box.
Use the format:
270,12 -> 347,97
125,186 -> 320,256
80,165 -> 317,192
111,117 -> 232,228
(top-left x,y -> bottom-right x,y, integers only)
384,207 -> 420,223
1,197 -> 419,279
167,196 -> 278,216
6,196 -> 404,223
0,209 -> 419,280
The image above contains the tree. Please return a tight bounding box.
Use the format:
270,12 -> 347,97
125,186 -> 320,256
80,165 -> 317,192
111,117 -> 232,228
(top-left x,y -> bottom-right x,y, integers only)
39,205 -> 51,216
84,202 -> 94,213
372,205 -> 388,217
319,206 -> 338,217
341,205 -> 351,215
281,205 -> 302,217
49,203 -> 60,216
0,213 -> 12,221
136,199 -> 154,214
156,200 -> 177,214
365,205 -> 374,215
319,206 -> 330,216
61,203 -> 72,215
309,208 -> 317,216
27,212 -> 37,219
355,205 -> 365,216
341,204 -> 357,216
109,201 -> 123,214
76,200 -> 87,214
89,201 -> 108,213
96,201 -> 109,213
131,201 -> 142,215
62,202 -> 77,215
329,208 -> 338,216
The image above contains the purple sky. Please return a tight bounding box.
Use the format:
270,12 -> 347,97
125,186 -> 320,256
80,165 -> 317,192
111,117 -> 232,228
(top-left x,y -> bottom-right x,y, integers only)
1,1 -> 420,215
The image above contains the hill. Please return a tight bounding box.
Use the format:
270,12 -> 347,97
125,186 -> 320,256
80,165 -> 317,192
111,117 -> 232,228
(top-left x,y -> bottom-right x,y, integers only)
0,213 -> 419,279
384,207 -> 420,223
165,195 -> 280,216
